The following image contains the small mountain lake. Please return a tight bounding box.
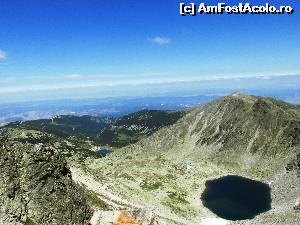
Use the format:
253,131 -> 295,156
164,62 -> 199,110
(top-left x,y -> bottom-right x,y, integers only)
96,149 -> 113,156
201,175 -> 271,221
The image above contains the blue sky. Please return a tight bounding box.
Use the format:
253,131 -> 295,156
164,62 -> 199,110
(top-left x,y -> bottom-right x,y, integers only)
0,0 -> 299,102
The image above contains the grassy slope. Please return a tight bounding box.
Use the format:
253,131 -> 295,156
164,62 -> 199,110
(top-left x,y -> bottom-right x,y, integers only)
87,93 -> 300,224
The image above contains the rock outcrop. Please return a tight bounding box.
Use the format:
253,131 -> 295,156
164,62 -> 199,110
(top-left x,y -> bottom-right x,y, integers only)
294,198 -> 300,211
0,128 -> 92,225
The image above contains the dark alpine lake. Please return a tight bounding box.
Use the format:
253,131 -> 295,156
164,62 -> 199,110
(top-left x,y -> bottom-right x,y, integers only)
201,175 -> 271,221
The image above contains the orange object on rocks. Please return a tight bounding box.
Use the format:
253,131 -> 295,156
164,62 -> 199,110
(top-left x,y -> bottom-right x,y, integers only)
113,211 -> 141,225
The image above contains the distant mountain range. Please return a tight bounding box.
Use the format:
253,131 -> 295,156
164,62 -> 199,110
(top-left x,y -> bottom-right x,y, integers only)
0,95 -> 218,125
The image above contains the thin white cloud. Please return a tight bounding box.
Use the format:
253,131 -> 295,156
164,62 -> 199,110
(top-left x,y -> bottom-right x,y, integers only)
0,49 -> 7,60
0,73 -> 299,95
149,36 -> 170,45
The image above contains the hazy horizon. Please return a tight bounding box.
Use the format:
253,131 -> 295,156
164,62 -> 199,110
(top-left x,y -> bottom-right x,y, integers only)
0,73 -> 299,104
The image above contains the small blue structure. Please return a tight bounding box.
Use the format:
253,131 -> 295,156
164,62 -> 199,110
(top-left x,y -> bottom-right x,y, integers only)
184,162 -> 192,171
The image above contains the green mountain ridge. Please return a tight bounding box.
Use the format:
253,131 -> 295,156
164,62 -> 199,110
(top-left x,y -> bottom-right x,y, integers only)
8,109 -> 185,148
96,109 -> 186,147
8,115 -> 113,139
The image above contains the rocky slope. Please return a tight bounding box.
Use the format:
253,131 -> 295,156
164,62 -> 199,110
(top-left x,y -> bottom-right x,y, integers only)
86,93 -> 300,225
0,128 -> 92,225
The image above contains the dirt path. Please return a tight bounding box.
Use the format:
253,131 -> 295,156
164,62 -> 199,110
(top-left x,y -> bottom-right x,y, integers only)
70,167 -> 228,225
70,167 -> 144,209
